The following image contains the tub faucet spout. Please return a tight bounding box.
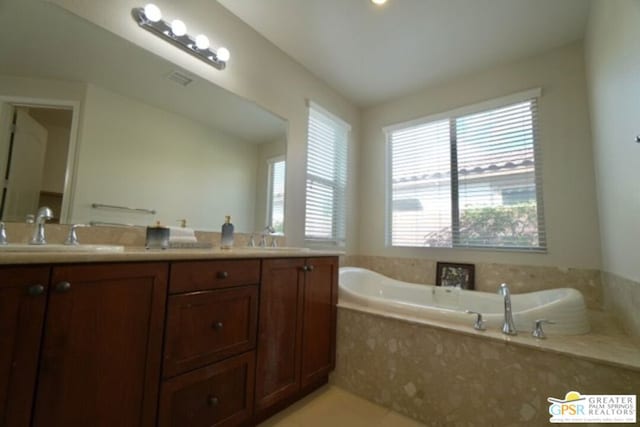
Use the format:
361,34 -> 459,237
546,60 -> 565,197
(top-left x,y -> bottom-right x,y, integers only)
498,283 -> 517,335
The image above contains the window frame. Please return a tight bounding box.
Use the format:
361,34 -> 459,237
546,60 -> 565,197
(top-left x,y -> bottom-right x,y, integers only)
384,88 -> 546,252
304,101 -> 351,247
266,155 -> 286,235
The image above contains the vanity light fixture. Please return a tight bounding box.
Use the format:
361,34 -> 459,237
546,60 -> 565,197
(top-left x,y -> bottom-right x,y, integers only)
371,0 -> 388,5
132,4 -> 230,70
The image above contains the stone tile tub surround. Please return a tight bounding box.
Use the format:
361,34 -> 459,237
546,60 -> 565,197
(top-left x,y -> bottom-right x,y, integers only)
603,271 -> 640,338
332,308 -> 640,427
342,255 -> 603,310
0,223 -> 286,248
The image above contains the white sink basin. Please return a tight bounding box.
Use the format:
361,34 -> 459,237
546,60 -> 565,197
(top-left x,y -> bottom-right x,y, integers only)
0,244 -> 125,253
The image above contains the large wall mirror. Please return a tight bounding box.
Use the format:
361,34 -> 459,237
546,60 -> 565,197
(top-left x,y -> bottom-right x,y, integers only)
0,0 -> 287,233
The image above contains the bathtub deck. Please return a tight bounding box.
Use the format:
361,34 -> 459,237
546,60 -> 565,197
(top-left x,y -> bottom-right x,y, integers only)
337,302 -> 640,371
333,306 -> 640,426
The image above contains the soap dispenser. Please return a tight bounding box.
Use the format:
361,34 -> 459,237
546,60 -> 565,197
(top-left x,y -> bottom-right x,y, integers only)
221,215 -> 234,249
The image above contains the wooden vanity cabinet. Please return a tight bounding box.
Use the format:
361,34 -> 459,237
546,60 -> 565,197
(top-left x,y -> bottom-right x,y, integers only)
0,266 -> 49,427
254,256 -> 338,420
1,255 -> 337,427
32,262 -> 168,427
159,260 -> 261,427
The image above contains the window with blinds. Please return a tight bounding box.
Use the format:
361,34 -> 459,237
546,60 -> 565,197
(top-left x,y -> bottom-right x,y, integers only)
267,158 -> 285,234
305,102 -> 350,246
387,90 -> 545,251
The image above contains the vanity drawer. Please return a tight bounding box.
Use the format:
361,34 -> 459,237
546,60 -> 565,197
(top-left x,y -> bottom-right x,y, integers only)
159,351 -> 255,427
170,260 -> 260,293
164,286 -> 258,377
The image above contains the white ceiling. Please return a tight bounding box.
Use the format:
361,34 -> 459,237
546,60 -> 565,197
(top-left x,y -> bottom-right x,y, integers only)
0,0 -> 286,144
218,0 -> 591,107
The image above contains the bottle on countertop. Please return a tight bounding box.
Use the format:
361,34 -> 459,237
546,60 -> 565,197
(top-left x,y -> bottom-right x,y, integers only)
145,221 -> 169,250
221,215 -> 234,249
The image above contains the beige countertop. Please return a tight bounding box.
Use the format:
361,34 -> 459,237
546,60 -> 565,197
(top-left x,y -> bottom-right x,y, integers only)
0,246 -> 344,265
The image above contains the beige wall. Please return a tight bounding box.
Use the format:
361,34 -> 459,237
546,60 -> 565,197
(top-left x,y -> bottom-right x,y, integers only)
359,42 -> 601,269
585,0 -> 640,284
0,75 -> 86,103
47,0 -> 360,252
72,84 -> 259,231
39,124 -> 70,193
29,109 -> 72,194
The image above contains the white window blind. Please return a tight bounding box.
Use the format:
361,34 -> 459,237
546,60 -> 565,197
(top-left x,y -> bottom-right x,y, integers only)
387,91 -> 545,251
305,102 -> 349,245
267,158 -> 285,234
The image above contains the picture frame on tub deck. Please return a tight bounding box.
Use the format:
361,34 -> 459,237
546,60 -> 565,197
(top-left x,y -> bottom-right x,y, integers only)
436,262 -> 475,290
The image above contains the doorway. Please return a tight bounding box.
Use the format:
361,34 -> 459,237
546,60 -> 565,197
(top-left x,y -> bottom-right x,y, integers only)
0,100 -> 77,223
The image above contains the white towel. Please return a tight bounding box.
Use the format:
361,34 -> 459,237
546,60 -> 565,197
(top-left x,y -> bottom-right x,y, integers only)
168,226 -> 197,243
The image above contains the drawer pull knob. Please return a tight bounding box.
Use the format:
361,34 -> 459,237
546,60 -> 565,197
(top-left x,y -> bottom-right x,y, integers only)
213,321 -> 224,330
28,284 -> 45,296
55,281 -> 71,293
207,395 -> 219,406
217,271 -> 229,279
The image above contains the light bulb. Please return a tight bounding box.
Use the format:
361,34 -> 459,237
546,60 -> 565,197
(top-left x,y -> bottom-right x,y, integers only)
371,0 -> 388,4
216,47 -> 230,62
171,19 -> 187,37
195,34 -> 210,50
143,4 -> 162,22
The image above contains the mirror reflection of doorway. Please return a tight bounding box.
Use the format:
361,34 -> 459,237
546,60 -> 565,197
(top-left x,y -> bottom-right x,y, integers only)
0,104 -> 72,223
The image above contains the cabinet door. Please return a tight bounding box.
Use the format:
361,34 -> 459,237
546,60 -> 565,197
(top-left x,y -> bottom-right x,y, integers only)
32,263 -> 168,427
0,266 -> 49,427
254,258 -> 305,413
300,257 -> 338,389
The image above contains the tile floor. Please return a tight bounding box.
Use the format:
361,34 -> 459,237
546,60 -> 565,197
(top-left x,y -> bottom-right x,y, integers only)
258,385 -> 426,427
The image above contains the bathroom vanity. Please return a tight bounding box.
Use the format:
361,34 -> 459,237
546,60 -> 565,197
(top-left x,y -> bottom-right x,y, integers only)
0,251 -> 339,427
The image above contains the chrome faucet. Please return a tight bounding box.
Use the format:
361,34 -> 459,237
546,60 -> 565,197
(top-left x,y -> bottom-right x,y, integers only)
259,225 -> 275,247
497,283 -> 517,335
30,207 -> 54,245
65,224 -> 89,245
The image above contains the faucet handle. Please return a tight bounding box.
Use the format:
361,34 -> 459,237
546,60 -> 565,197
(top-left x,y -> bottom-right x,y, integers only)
532,319 -> 555,339
465,310 -> 486,331
0,222 -> 7,245
248,233 -> 256,247
65,224 -> 89,245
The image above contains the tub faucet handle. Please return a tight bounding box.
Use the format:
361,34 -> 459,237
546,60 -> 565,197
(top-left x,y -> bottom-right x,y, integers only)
465,310 -> 486,331
532,319 -> 555,339
0,222 -> 7,245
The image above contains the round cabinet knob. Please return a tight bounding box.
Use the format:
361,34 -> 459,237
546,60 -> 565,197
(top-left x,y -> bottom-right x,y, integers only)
207,395 -> 219,407
27,284 -> 45,296
217,271 -> 229,279
306,265 -> 314,272
213,321 -> 223,331
55,281 -> 71,293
